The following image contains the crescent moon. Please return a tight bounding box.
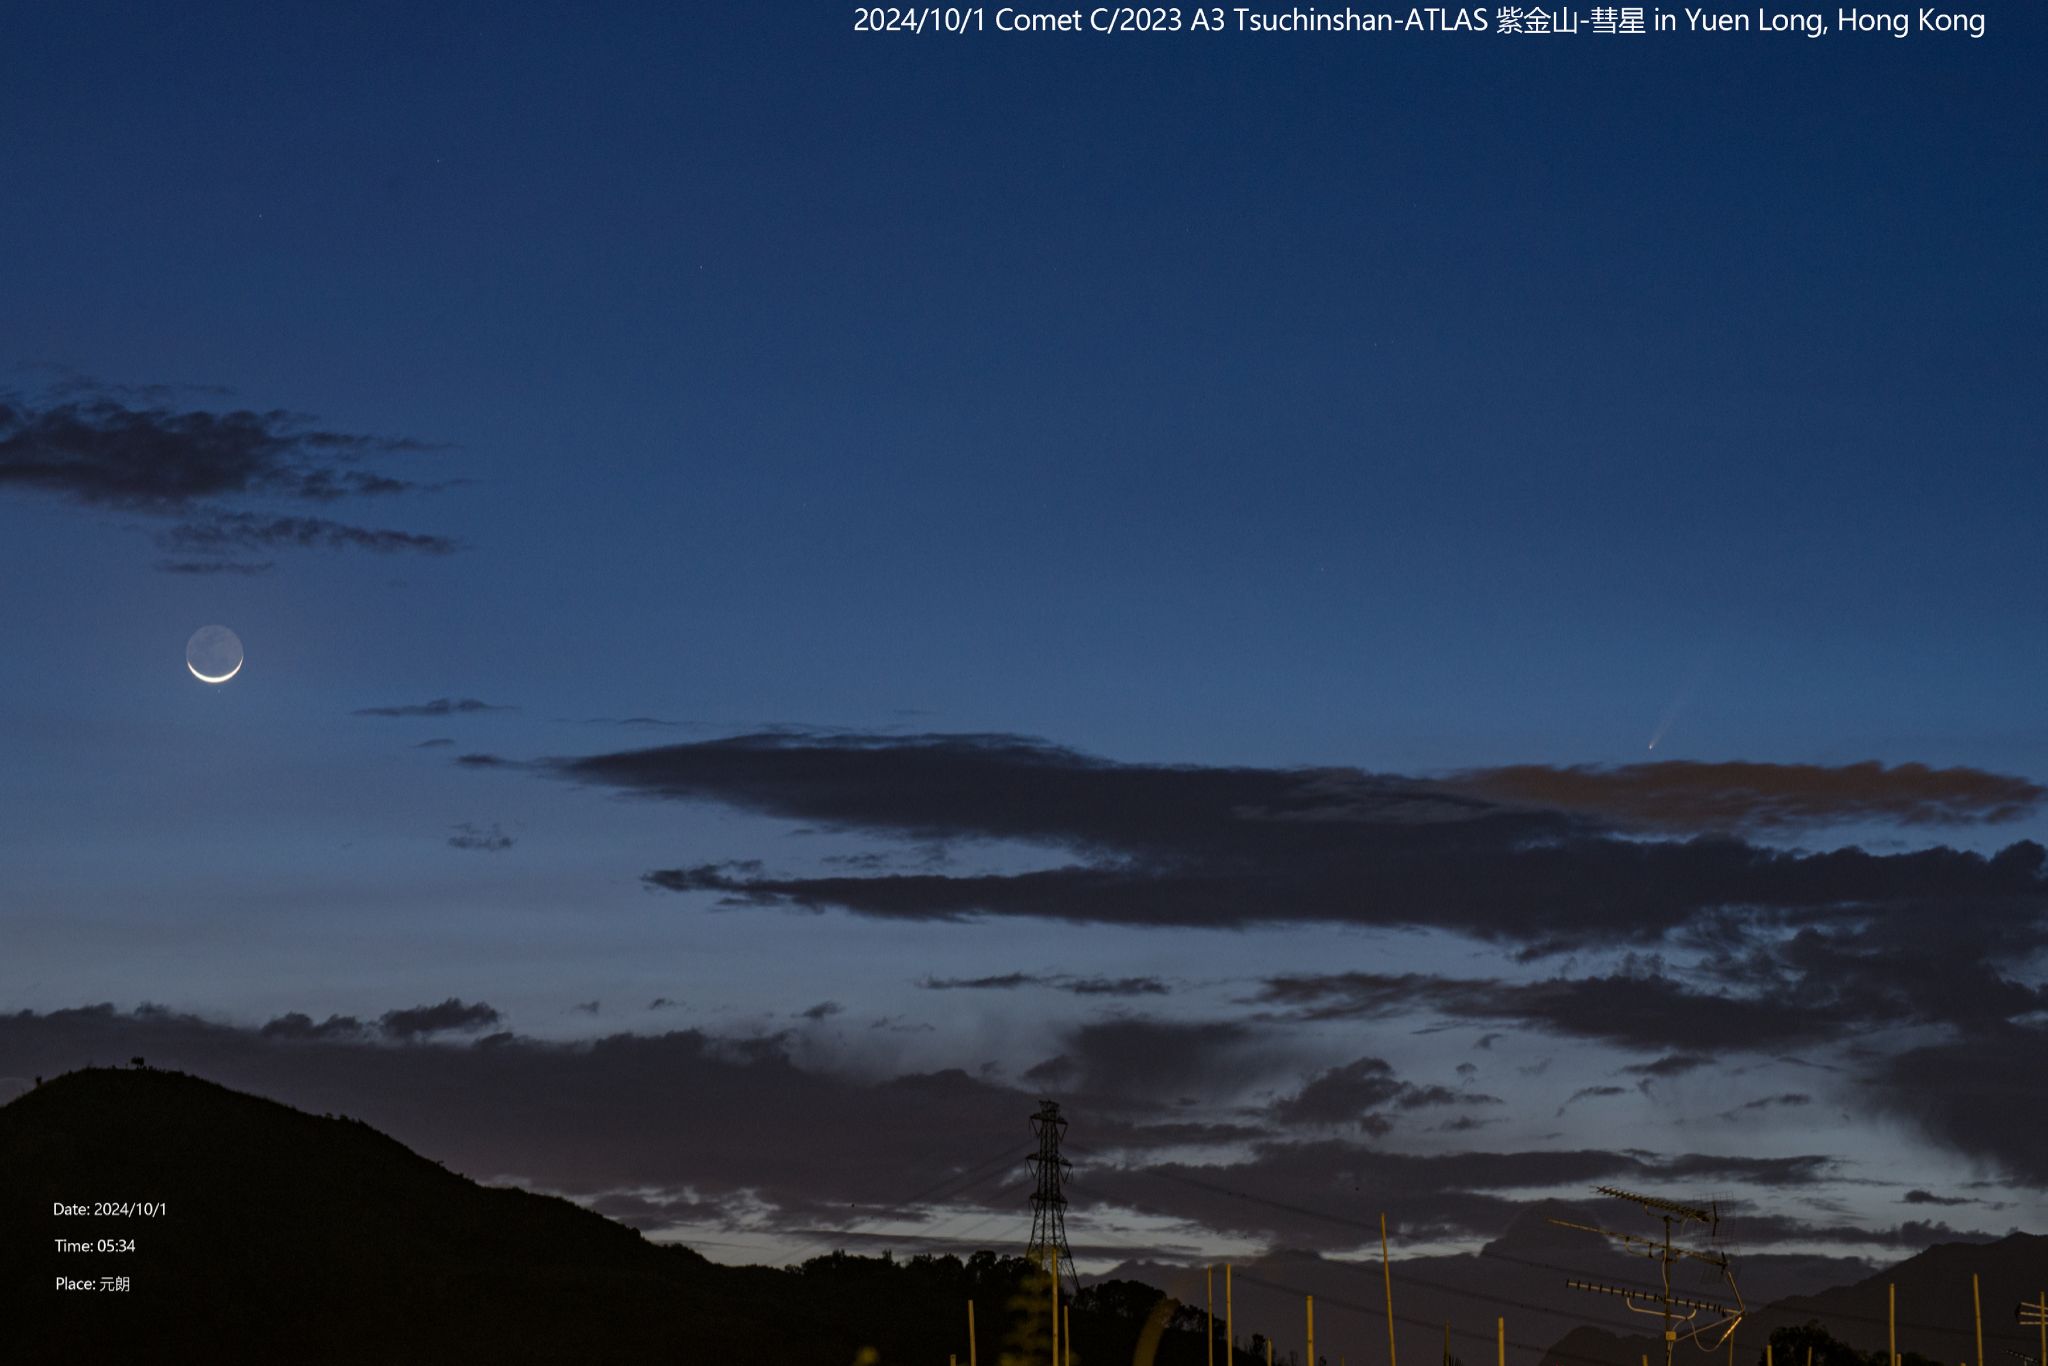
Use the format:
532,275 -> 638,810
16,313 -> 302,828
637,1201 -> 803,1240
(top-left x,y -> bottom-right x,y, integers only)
188,659 -> 243,685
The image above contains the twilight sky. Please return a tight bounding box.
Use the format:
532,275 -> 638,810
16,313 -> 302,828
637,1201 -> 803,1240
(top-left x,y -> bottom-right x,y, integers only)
3,1 -> 2045,1280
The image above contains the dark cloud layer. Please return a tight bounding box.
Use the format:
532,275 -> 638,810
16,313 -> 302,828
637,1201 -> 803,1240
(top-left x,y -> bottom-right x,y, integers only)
256,997 -> 501,1042
920,972 -> 1171,998
160,510 -> 455,555
1252,906 -> 2048,1052
1075,1138 -> 1839,1252
1022,1018 -> 1301,1108
548,733 -> 2047,955
155,558 -> 275,575
0,388 -> 455,567
1271,1056 -> 1500,1132
356,698 -> 513,718
1252,968 -> 1836,1051
1875,1024 -> 2048,1185
377,998 -> 503,1038
1619,1053 -> 1714,1079
0,1003 -> 1041,1231
1443,760 -> 2046,834
0,1005 -> 1876,1255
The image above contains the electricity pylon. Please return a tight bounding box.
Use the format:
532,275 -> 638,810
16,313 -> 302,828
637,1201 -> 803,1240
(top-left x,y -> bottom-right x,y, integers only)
1026,1100 -> 1079,1299
1551,1186 -> 1744,1366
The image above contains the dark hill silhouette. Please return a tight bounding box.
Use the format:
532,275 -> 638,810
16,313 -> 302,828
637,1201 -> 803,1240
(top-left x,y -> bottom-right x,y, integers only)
1540,1231 -> 2048,1366
0,1066 -> 1260,1365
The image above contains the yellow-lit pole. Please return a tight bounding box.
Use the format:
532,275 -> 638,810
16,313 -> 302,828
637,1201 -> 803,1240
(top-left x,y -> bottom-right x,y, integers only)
1768,1343 -> 1775,1366
2036,1292 -> 2046,1366
1065,1304 -> 1072,1366
1888,1284 -> 1895,1366
1050,1252 -> 1060,1366
1309,1294 -> 1318,1366
1498,1317 -> 1505,1366
1972,1273 -> 1984,1366
970,1300 -> 979,1366
1227,1264 -> 1235,1366
1381,1214 -> 1398,1366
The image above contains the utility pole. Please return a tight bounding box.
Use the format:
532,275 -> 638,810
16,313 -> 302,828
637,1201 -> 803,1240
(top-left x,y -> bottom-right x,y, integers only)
2015,1292 -> 2047,1366
1552,1186 -> 1744,1366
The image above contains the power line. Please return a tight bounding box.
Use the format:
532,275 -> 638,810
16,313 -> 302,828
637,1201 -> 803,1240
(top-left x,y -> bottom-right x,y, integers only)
1062,1143 -> 2039,1347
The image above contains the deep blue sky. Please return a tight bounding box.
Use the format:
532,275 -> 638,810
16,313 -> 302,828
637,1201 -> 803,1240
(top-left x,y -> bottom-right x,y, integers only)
3,2 -> 2044,1274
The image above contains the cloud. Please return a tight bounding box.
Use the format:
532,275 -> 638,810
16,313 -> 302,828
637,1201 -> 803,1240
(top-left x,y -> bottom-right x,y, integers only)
1065,976 -> 1172,997
154,558 -> 274,575
414,738 -> 456,749
257,1002 -> 502,1043
377,998 -> 502,1039
259,1012 -> 369,1041
1271,1056 -> 1501,1132
1902,1189 -> 1972,1206
448,822 -> 514,853
355,698 -> 513,718
1620,1053 -> 1715,1079
159,511 -> 456,555
1869,1023 -> 2048,1185
1439,760 -> 2047,834
1250,968 -> 1842,1052
1557,1085 -> 1628,1115
1075,1139 -> 1839,1253
799,1002 -> 843,1022
1252,914 -> 2048,1052
0,387 -> 456,565
544,733 -> 2047,955
0,1005 -> 1908,1256
0,1003 -> 1040,1231
918,972 -> 1171,997
1722,1092 -> 1813,1115
1020,1017 -> 1307,1110
920,972 -> 1042,991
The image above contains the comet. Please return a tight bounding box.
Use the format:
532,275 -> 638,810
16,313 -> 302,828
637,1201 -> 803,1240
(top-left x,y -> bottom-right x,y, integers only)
1646,684 -> 1691,751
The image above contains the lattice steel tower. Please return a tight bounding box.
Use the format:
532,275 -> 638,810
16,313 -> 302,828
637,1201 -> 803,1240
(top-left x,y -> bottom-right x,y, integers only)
1025,1100 -> 1078,1297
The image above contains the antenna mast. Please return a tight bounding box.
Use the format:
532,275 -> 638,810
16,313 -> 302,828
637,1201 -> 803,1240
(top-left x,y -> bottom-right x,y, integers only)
1551,1185 -> 1744,1366
1025,1100 -> 1079,1299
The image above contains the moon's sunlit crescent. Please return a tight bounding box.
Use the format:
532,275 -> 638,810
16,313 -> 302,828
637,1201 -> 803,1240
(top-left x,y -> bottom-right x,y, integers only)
185,624 -> 245,684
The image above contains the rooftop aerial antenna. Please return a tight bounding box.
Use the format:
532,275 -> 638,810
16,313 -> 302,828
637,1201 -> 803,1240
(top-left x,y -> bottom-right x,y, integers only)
1550,1186 -> 1745,1366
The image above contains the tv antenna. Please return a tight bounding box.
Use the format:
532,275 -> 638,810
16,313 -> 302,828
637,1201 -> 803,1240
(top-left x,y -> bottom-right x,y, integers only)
1550,1185 -> 1745,1366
